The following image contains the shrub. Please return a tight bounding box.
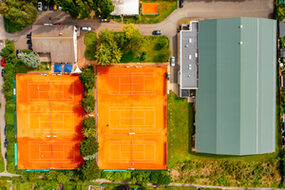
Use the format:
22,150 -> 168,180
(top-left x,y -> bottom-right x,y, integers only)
79,67 -> 95,89
155,37 -> 169,50
18,52 -> 40,68
150,171 -> 171,185
82,127 -> 96,138
79,158 -> 100,181
131,172 -> 151,186
81,94 -> 95,113
79,136 -> 98,157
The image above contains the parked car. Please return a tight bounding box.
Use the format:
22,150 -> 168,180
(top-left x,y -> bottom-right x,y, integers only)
27,40 -> 32,45
43,23 -> 53,26
4,127 -> 6,135
26,33 -> 32,38
5,152 -> 7,159
179,0 -> 184,8
38,2 -> 43,11
1,69 -> 4,77
1,58 -> 5,66
53,4 -> 58,10
166,72 -> 170,80
49,2 -> 54,10
28,45 -> 33,50
4,139 -> 7,148
43,3 -> 48,11
58,6 -> 62,10
101,18 -> 110,22
170,56 -> 175,67
16,49 -> 21,58
81,26 -> 91,31
55,23 -> 63,26
152,30 -> 162,35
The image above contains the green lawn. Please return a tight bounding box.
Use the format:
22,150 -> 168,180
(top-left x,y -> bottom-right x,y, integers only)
84,32 -> 98,60
4,17 -> 23,33
121,36 -> 170,63
15,62 -> 51,74
113,0 -> 177,24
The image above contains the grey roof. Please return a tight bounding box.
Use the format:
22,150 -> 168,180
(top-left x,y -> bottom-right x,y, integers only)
179,21 -> 198,91
279,21 -> 285,38
196,17 -> 276,155
32,25 -> 76,63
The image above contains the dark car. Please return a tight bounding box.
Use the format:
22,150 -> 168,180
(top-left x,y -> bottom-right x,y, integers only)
26,33 -> 32,39
28,45 -> 33,50
4,127 -> 6,135
152,30 -> 162,35
55,23 -> 63,25
5,152 -> 7,159
16,49 -> 20,57
1,69 -> 4,77
43,2 -> 48,11
4,139 -> 7,148
27,40 -> 32,44
49,2 -> 54,10
179,0 -> 184,8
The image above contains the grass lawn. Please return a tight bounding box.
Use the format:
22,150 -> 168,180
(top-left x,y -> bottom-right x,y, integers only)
84,32 -> 97,60
3,18 -> 23,33
113,0 -> 177,24
167,91 -> 280,168
120,36 -> 170,63
15,62 -> 51,74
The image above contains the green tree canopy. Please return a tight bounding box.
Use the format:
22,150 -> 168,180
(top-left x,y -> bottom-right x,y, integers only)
82,116 -> 96,129
79,136 -> 99,157
18,52 -> 40,68
121,24 -> 144,53
0,0 -> 37,27
150,171 -> 171,185
95,42 -> 122,65
81,94 -> 95,113
79,158 -> 100,181
275,2 -> 285,21
79,67 -> 95,89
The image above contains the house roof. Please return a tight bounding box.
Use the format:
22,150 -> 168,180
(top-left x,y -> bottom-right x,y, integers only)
196,17 -> 276,155
111,0 -> 139,15
179,21 -> 198,91
32,25 -> 76,63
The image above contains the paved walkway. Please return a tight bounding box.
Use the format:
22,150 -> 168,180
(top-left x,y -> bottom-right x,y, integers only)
0,75 -> 7,172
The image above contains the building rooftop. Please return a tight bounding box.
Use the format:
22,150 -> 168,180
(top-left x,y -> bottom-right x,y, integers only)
196,17 -> 276,155
111,0 -> 139,16
32,25 -> 77,63
179,21 -> 198,92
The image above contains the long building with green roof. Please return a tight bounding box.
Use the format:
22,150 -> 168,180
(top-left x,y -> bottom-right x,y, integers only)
196,17 -> 276,155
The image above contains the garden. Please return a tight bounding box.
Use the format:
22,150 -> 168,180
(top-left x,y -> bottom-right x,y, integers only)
84,24 -> 170,64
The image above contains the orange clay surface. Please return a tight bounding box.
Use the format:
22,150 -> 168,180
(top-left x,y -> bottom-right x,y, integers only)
16,74 -> 84,169
142,3 -> 159,14
97,66 -> 167,170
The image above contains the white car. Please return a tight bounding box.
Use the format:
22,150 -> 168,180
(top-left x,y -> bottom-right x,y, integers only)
81,26 -> 91,31
170,56 -> 175,67
38,2 -> 43,11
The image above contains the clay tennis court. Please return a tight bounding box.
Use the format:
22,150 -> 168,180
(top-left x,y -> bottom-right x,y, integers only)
16,74 -> 84,169
142,3 -> 160,15
97,66 -> 167,170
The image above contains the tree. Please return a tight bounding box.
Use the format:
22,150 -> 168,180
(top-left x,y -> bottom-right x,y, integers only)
80,136 -> 98,157
81,94 -> 95,113
95,42 -> 122,65
150,171 -> 171,185
18,52 -> 40,68
275,2 -> 285,20
54,0 -> 80,18
79,67 -> 95,89
97,0 -> 114,18
155,37 -> 169,50
82,127 -> 96,138
159,49 -> 171,62
0,0 -> 37,27
79,158 -> 100,181
121,24 -> 144,53
131,171 -> 151,186
82,116 -> 96,129
99,29 -> 114,45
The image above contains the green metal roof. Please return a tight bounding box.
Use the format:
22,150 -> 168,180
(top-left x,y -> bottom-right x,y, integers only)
196,17 -> 276,155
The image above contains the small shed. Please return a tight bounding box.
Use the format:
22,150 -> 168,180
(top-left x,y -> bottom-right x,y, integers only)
54,64 -> 62,73
280,21 -> 285,38
64,64 -> 72,73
